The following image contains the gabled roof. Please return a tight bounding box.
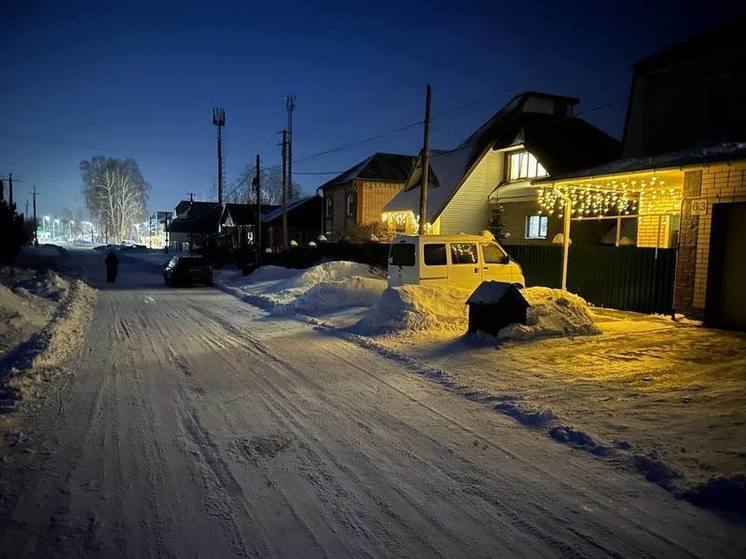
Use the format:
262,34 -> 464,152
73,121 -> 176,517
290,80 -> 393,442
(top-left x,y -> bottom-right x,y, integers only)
168,201 -> 222,234
534,141 -> 746,183
384,92 -> 621,220
261,196 -> 320,223
221,203 -> 279,226
633,18 -> 746,75
320,152 -> 415,190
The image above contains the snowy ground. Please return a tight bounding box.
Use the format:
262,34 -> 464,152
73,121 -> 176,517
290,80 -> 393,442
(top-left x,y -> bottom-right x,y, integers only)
215,262 -> 746,514
0,250 -> 97,415
0,253 -> 744,557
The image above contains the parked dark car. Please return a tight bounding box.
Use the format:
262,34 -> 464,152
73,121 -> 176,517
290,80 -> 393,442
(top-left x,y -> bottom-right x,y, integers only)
164,256 -> 213,287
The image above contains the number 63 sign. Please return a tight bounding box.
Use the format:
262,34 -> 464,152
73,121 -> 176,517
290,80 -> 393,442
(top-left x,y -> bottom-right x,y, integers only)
690,198 -> 708,215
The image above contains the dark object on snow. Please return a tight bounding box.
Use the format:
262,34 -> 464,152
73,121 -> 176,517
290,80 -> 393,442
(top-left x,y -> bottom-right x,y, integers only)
105,251 -> 119,283
164,255 -> 213,287
466,281 -> 529,337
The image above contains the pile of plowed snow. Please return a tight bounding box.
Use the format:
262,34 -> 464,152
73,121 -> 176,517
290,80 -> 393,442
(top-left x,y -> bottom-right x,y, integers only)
0,267 -> 71,358
289,276 -> 387,314
238,261 -> 386,313
353,284 -> 470,335
497,287 -> 599,341
351,284 -> 599,340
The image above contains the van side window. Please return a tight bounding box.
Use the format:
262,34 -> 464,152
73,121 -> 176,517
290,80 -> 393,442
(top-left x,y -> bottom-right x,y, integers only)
423,244 -> 447,266
450,243 -> 478,265
390,243 -> 415,267
482,243 -> 507,264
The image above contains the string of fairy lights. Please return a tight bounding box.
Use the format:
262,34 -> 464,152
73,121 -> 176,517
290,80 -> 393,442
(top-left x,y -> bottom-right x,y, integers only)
538,175 -> 679,219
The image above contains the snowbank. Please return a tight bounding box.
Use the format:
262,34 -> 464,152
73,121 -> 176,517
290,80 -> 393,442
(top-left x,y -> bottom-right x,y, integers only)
288,276 -> 387,314
497,287 -> 600,341
221,261 -> 385,315
0,267 -> 70,357
0,266 -> 97,412
353,284 -> 470,335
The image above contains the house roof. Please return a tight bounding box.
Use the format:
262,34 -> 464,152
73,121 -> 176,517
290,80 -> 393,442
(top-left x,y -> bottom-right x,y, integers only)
320,152 -> 415,190
168,201 -> 222,234
632,18 -> 746,75
384,92 -> 621,220
383,146 -> 473,217
221,202 -> 279,226
535,141 -> 746,183
261,196 -> 320,223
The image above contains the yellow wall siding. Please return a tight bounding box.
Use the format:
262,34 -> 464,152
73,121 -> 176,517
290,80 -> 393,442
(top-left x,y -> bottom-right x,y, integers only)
439,149 -> 504,234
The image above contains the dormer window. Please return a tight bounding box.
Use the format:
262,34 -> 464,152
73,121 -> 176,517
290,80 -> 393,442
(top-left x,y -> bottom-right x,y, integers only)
507,149 -> 547,181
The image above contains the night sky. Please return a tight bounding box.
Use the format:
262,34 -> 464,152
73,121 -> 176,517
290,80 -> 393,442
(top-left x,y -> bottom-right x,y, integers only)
2,0 -> 743,218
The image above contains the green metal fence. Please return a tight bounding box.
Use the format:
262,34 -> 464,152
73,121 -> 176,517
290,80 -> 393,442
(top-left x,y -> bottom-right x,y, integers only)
506,244 -> 677,314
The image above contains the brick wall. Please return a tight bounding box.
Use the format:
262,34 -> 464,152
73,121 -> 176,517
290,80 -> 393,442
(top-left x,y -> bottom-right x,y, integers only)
636,183 -> 683,248
356,180 -> 404,225
673,170 -> 702,315
691,162 -> 746,310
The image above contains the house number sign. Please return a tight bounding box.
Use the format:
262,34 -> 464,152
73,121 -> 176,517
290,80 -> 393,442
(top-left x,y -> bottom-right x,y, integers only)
690,198 -> 708,215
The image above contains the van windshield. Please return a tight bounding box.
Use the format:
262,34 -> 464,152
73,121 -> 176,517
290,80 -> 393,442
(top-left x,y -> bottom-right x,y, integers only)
390,244 -> 415,267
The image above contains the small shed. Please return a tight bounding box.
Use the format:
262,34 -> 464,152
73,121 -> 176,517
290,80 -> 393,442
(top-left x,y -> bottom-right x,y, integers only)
466,281 -> 529,336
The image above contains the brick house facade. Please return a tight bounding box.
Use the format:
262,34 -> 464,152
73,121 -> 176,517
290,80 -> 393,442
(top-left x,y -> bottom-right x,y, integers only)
320,153 -> 414,240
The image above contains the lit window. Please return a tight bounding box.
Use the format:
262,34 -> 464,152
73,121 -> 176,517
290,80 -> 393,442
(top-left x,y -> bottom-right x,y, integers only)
525,215 -> 548,239
450,243 -> 478,264
508,150 -> 547,181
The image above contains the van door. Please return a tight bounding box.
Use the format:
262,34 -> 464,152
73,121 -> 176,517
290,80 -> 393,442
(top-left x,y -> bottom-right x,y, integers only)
481,243 -> 513,283
420,242 -> 448,286
447,242 -> 481,291
388,242 -> 417,287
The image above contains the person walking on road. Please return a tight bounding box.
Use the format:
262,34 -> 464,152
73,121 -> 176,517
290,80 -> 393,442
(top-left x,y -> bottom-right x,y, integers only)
105,251 -> 119,283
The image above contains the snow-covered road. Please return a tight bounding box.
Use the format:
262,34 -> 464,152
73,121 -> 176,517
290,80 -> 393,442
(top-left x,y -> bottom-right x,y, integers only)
1,250 -> 743,558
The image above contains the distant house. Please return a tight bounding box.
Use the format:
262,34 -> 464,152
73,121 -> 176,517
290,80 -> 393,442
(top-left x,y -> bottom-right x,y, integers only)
167,200 -> 222,252
319,152 -> 415,240
262,196 -> 322,251
219,202 -> 278,250
534,19 -> 746,327
382,92 -> 620,244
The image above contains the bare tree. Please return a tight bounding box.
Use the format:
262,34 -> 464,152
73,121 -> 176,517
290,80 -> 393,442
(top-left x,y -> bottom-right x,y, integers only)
240,166 -> 302,205
81,156 -> 149,243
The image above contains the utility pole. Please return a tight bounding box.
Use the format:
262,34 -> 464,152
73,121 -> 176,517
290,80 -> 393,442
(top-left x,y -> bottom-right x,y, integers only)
418,85 -> 432,235
254,154 -> 262,264
285,95 -> 295,198
32,186 -> 38,247
212,107 -> 226,206
281,129 -> 289,250
8,173 -> 15,210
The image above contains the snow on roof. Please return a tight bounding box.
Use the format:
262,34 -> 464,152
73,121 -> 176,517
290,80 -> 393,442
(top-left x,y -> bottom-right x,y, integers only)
383,145 -> 474,219
535,142 -> 746,183
319,153 -> 415,190
466,281 -> 528,306
261,196 -> 316,223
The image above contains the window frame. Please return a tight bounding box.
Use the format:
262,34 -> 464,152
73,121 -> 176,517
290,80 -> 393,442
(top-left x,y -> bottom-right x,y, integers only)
423,243 -> 447,266
345,191 -> 356,217
449,242 -> 479,265
507,149 -> 548,181
525,215 -> 548,240
482,242 -> 508,264
389,243 -> 416,267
